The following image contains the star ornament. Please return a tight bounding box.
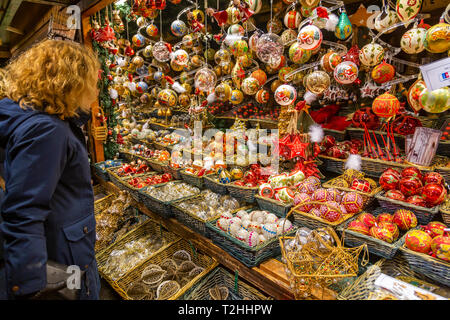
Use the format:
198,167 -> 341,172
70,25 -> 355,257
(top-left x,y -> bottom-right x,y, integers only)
349,4 -> 373,28
287,136 -> 309,159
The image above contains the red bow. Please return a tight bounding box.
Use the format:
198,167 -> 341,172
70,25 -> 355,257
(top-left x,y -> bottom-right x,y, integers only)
191,20 -> 205,32
316,7 -> 329,19
238,4 -> 254,22
212,10 -> 228,26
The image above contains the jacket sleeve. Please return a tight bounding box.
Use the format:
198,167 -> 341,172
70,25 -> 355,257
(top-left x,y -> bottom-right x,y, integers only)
1,120 -> 67,296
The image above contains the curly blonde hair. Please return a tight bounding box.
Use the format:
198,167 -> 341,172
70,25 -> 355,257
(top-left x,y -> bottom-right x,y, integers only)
3,39 -> 100,120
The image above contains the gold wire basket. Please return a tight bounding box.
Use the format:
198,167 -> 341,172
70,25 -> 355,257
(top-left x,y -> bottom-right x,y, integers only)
279,207 -> 368,299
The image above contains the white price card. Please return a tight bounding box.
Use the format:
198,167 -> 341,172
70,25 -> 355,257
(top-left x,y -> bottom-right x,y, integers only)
419,57 -> 450,91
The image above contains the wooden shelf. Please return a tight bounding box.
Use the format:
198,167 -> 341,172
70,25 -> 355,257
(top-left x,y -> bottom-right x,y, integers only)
96,176 -> 338,300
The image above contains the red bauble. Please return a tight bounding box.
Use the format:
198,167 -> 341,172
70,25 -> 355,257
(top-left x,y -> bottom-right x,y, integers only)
378,221 -> 399,240
357,212 -> 377,228
399,176 -> 423,197
424,221 -> 447,238
423,172 -> 444,186
313,188 -> 328,202
325,188 -> 342,203
341,192 -> 364,214
377,213 -> 393,224
351,107 -> 379,130
348,220 -> 370,235
379,168 -> 401,191
327,145 -> 347,159
351,179 -> 371,193
319,201 -> 342,222
401,167 -> 423,180
321,135 -> 336,149
422,183 -> 447,206
393,209 -> 418,231
293,193 -> 313,212
385,189 -> 406,201
405,195 -> 427,207
370,225 -> 394,243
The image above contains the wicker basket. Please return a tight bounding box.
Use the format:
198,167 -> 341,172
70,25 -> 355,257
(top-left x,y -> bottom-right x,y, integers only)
93,184 -> 110,200
146,159 -> 170,173
226,183 -> 258,204
138,181 -> 201,219
254,195 -> 292,218
183,266 -> 272,300
107,169 -> 157,202
347,127 -> 405,149
170,194 -> 228,237
323,128 -> 347,141
163,165 -> 184,180
439,196 -> 450,226
399,237 -> 450,287
203,175 -> 229,195
94,194 -> 115,216
318,155 -> 438,179
96,219 -> 181,291
433,156 -> 450,185
113,239 -> 218,300
323,175 -> 383,208
338,255 -> 450,300
180,169 -> 208,189
338,208 -> 415,259
94,160 -> 123,181
375,191 -> 440,225
118,150 -> 137,162
205,209 -> 297,268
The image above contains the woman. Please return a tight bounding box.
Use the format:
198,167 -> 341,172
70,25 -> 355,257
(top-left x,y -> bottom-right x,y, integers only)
0,40 -> 101,299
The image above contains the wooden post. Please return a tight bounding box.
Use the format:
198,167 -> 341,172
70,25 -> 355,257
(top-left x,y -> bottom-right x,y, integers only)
81,0 -> 117,163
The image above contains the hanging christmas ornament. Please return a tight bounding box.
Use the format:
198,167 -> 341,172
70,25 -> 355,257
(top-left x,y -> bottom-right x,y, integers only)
143,44 -> 153,58
300,6 -> 315,18
244,0 -> 262,14
214,48 -> 232,66
401,27 -> 427,54
146,23 -> 159,37
214,82 -> 232,101
297,24 -> 323,50
344,45 -> 360,66
251,69 -> 267,86
359,43 -> 384,67
278,66 -> 294,82
241,77 -> 260,95
284,10 -> 302,29
335,10 -> 352,40
420,87 -> 450,113
281,29 -> 298,46
249,32 -> 260,52
372,92 -> 400,118
274,84 -> 297,105
153,70 -> 164,81
152,41 -> 171,62
232,61 -> 245,89
256,33 -> 284,65
289,42 -> 312,64
396,0 -> 422,24
311,7 -> 329,28
371,61 -> 395,84
424,23 -> 450,53
333,61 -> 358,84
231,39 -> 249,57
228,24 -> 245,36
131,56 -> 145,68
267,18 -> 283,34
227,6 -> 241,25
136,81 -> 149,93
305,70 -> 331,95
171,20 -> 187,37
195,68 -> 217,92
374,9 -> 399,34
157,88 -> 178,107
136,17 -> 148,28
407,79 -> 427,113
256,88 -> 270,104
132,33 -> 146,47
182,34 -> 195,49
230,89 -> 244,104
178,93 -> 190,107
320,51 -> 342,72
170,49 -> 189,66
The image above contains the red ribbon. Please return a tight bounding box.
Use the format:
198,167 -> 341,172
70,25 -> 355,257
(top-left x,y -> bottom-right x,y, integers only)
316,7 -> 329,19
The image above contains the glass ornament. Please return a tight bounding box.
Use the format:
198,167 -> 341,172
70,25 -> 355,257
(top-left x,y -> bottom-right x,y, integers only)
305,70 -> 331,95
274,84 -> 297,105
297,24 -> 322,50
152,41 -> 171,62
194,68 -> 217,92
256,33 -> 284,65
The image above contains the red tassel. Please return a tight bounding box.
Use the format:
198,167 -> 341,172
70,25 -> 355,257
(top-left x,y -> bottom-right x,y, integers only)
164,42 -> 172,53
164,76 -> 174,84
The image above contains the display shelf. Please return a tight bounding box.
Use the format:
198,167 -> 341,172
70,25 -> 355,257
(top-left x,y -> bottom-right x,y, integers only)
95,175 -> 340,300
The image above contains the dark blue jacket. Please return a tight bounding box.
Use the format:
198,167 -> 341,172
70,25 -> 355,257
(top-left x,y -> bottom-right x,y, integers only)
0,98 -> 100,299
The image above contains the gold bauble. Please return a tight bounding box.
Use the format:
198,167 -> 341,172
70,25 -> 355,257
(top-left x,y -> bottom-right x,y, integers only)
271,79 -> 283,92
214,65 -> 222,77
304,70 -> 331,95
182,83 -> 192,94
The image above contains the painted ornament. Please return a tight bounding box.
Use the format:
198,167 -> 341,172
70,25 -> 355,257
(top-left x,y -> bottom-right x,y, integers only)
372,92 -> 400,118
241,77 -> 260,95
278,66 -> 294,83
230,39 -> 249,57
359,43 -> 385,67
335,11 -> 352,40
251,69 -> 267,86
152,41 -> 171,62
297,24 -> 323,50
419,87 -> 450,114
320,51 -> 342,72
132,34 -> 146,47
407,79 -> 427,113
401,27 -> 427,54
333,61 -> 358,84
284,10 -> 302,29
230,89 -> 244,105
281,29 -> 298,47
300,6 -> 315,18
255,89 -> 270,104
171,49 -> 189,66
146,24 -> 159,37
170,20 -> 187,37
405,229 -> 432,254
371,61 -> 395,84
424,23 -> 450,53
374,9 -> 399,34
244,0 -> 262,14
157,89 -> 177,107
143,44 -> 153,58
226,6 -> 241,25
274,84 -> 297,106
267,18 -> 283,34
214,82 -> 232,101
396,0 -> 422,24
214,49 -> 232,66
305,70 -> 331,95
194,68 -> 217,92
289,42 -> 312,64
